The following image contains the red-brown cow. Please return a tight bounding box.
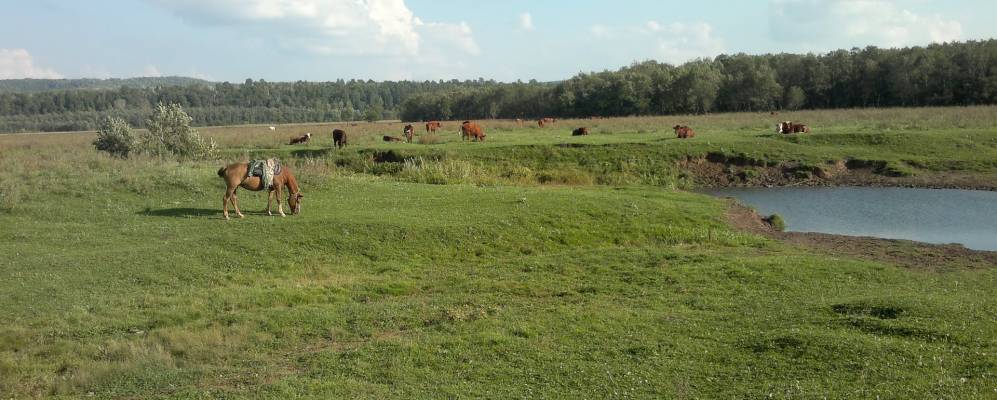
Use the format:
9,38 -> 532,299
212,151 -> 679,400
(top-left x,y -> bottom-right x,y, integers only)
425,121 -> 442,133
673,125 -> 695,139
461,121 -> 486,141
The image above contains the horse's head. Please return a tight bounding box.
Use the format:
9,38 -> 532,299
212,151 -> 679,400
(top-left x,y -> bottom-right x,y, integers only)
288,192 -> 303,215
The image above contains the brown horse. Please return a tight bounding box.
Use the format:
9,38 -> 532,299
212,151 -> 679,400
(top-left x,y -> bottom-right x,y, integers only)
217,162 -> 303,219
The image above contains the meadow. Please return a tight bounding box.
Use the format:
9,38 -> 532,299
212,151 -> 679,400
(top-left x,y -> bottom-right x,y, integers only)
1,107 -> 997,398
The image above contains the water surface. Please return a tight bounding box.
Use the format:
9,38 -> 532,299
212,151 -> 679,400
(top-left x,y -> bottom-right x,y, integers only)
708,187 -> 997,251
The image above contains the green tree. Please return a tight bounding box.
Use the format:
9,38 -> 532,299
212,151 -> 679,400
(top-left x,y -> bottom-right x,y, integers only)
137,103 -> 216,160
784,86 -> 807,110
92,116 -> 134,158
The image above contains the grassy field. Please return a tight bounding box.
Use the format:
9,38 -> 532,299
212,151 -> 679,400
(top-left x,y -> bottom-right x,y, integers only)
2,107 -> 997,398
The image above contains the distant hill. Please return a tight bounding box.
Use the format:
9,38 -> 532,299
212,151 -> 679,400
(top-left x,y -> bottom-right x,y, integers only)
0,76 -> 214,93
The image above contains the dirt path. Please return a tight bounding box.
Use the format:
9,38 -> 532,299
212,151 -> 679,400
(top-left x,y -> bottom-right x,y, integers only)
724,200 -> 997,271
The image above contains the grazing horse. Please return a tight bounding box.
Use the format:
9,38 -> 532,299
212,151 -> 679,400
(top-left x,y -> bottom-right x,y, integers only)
403,124 -> 415,143
426,121 -> 442,133
217,162 -> 303,220
461,121 -> 486,141
572,127 -> 589,136
288,132 -> 311,145
333,129 -> 347,148
537,119 -> 545,128
673,125 -> 695,139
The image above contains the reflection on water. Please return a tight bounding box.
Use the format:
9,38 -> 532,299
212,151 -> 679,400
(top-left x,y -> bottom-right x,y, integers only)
708,187 -> 997,251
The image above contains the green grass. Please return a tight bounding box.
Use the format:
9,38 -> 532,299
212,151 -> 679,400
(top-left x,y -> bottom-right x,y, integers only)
2,107 -> 997,398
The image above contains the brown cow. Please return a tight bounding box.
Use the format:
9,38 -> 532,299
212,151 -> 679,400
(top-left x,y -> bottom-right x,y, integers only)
288,132 -> 312,145
383,135 -> 404,142
403,124 -> 415,143
426,121 -> 442,133
777,121 -> 810,134
333,129 -> 347,148
673,125 -> 695,139
460,121 -> 486,141
572,127 -> 589,136
537,119 -> 545,128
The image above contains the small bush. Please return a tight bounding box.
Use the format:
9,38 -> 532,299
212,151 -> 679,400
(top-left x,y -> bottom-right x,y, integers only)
764,214 -> 786,232
136,103 -> 217,160
92,117 -> 135,158
418,134 -> 443,145
0,181 -> 18,212
399,157 -> 480,185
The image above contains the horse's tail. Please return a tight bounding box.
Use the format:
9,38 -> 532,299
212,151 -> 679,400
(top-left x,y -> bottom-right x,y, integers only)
217,166 -> 226,178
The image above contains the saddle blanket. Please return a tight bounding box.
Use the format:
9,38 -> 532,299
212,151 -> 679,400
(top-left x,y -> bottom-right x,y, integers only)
247,158 -> 281,189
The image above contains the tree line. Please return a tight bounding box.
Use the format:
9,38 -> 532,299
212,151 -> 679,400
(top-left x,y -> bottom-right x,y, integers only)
2,39 -> 997,133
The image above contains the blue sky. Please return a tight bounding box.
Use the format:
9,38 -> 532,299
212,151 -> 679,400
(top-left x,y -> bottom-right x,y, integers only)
2,0 -> 996,82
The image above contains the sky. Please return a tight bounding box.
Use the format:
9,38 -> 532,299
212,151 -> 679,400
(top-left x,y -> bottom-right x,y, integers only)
1,0 -> 996,82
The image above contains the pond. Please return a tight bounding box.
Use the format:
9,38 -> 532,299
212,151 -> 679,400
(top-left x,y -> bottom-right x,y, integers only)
707,187 -> 997,251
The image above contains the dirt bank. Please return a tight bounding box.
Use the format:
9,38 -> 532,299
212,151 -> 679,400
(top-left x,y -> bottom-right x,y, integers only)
724,200 -> 997,271
683,154 -> 997,191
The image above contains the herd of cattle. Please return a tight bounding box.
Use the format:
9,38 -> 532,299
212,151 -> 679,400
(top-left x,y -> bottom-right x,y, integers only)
283,117 -> 812,147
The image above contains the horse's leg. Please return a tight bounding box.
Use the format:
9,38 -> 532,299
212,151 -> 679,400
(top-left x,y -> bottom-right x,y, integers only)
231,189 -> 245,218
223,188 -> 231,220
266,190 -> 274,216
276,185 -> 286,217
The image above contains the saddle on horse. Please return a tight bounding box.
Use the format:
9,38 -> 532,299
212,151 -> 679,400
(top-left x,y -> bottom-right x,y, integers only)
246,158 -> 281,189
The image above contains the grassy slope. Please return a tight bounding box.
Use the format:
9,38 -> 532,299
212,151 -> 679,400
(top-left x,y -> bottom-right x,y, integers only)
2,108 -> 997,398
201,108 -> 997,186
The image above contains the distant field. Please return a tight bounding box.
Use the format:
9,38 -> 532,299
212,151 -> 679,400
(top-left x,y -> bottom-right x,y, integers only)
2,107 -> 997,398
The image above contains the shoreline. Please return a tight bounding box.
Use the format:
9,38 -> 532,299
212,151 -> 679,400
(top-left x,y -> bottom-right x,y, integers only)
723,200 -> 997,271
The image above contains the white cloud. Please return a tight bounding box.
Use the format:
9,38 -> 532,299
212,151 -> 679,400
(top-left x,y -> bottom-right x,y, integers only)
519,12 -> 534,31
150,0 -> 478,57
640,21 -> 725,63
142,65 -> 163,77
0,49 -> 63,79
590,24 -> 612,38
589,21 -> 725,64
770,0 -> 963,48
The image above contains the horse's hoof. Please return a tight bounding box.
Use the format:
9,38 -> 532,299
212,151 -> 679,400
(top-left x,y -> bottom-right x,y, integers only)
238,214 -> 245,219
279,213 -> 286,217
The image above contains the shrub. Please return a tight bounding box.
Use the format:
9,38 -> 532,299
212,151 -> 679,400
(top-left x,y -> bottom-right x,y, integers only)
92,116 -> 135,158
764,214 -> 786,232
0,181 -> 18,213
418,134 -> 443,145
136,103 -> 217,160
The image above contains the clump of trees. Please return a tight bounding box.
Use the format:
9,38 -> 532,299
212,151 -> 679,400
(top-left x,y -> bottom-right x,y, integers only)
93,103 -> 216,160
8,39 -> 997,133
